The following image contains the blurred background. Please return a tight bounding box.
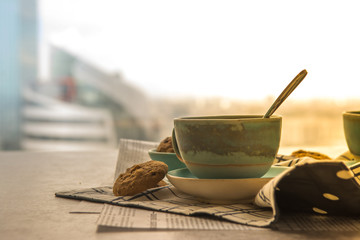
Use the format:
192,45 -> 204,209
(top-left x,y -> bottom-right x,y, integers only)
1,0 -> 360,151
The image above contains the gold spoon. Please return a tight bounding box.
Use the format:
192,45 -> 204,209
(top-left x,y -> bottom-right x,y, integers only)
263,69 -> 308,118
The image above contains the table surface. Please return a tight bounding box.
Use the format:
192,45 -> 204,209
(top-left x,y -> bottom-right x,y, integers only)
1,146 -> 360,240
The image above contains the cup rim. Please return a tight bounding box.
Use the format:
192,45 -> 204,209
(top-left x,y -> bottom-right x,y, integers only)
148,148 -> 176,155
343,111 -> 360,117
174,114 -> 282,121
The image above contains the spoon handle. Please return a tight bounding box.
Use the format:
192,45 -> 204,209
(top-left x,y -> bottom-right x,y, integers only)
263,69 -> 308,118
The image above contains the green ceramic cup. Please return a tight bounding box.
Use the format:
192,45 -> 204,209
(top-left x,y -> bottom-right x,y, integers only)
343,111 -> 360,157
172,115 -> 282,179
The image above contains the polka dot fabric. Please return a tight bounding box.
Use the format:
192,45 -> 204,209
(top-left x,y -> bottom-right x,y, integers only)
255,156 -> 360,222
276,160 -> 360,215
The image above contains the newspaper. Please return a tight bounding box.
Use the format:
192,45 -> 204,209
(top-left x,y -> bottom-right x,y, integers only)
97,204 -> 262,231
113,139 -> 159,181
96,204 -> 360,231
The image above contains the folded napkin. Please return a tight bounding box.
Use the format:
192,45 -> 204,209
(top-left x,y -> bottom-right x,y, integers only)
55,139 -> 360,227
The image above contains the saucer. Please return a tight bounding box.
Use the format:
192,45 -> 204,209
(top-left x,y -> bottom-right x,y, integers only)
166,166 -> 288,204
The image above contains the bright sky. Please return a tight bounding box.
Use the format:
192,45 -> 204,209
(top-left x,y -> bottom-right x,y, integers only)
39,0 -> 360,100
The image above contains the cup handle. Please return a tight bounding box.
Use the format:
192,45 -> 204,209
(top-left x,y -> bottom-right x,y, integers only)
172,129 -> 185,163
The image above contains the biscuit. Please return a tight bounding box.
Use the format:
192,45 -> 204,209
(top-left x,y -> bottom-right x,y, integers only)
156,136 -> 174,153
113,160 -> 168,196
291,149 -> 331,160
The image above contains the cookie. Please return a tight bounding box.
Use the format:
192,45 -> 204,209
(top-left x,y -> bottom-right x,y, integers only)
156,136 -> 174,153
291,150 -> 331,160
113,160 -> 168,196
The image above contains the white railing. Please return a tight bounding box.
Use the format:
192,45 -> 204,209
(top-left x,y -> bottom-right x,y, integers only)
21,89 -> 117,151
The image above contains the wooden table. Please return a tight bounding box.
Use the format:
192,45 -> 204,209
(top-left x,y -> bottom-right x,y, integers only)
0,147 -> 359,240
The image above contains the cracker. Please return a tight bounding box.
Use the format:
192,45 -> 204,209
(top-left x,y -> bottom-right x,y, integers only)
291,149 -> 331,160
156,136 -> 174,153
113,160 -> 168,196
